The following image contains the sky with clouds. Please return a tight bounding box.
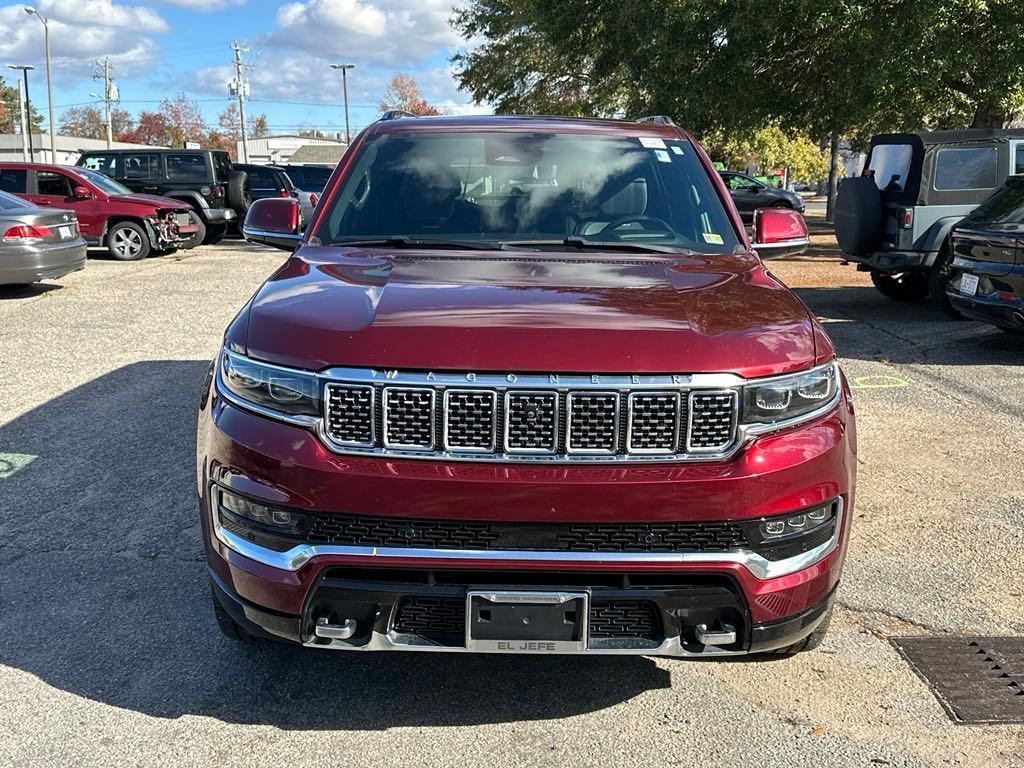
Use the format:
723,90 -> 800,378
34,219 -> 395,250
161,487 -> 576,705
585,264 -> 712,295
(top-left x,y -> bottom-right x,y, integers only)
0,0 -> 488,139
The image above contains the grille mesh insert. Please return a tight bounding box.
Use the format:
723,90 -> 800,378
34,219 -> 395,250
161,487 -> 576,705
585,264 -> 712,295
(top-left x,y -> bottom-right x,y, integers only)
589,600 -> 662,639
628,393 -> 681,452
506,392 -> 558,452
689,392 -> 737,450
445,391 -> 496,450
568,393 -> 618,452
384,388 -> 435,448
324,384 -> 374,445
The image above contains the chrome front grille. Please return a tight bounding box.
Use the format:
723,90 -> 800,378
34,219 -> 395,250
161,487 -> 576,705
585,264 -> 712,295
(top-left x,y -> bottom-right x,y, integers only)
321,371 -> 742,462
506,392 -> 558,453
383,388 -> 435,449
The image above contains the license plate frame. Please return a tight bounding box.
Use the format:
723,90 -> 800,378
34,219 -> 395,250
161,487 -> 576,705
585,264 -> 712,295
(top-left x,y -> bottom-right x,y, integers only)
960,273 -> 980,296
465,590 -> 588,653
58,225 -> 72,240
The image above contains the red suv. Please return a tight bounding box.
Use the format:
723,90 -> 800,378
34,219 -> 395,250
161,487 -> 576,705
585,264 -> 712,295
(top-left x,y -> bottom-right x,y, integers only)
198,115 -> 856,657
0,163 -> 197,261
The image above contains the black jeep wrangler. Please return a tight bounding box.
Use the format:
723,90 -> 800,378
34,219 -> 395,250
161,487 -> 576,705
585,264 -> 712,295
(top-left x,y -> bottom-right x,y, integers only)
835,128 -> 1024,313
77,149 -> 249,246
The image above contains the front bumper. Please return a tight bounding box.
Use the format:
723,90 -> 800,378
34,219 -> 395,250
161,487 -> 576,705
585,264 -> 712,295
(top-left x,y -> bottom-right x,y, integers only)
0,239 -> 87,285
843,248 -> 933,272
198,372 -> 856,655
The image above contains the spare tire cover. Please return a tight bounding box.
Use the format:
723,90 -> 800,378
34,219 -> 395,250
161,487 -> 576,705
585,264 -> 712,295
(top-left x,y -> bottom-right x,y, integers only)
835,177 -> 883,256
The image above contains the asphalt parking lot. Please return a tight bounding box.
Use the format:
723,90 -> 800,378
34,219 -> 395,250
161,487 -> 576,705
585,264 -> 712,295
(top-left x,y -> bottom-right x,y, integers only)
0,237 -> 1022,767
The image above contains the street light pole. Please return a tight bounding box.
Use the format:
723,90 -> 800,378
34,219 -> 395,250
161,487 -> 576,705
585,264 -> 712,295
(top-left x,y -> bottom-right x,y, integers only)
24,7 -> 55,163
7,65 -> 35,161
330,63 -> 355,144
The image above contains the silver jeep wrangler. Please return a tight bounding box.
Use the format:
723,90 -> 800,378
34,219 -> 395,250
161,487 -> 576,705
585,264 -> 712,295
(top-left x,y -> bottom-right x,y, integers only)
835,129 -> 1024,313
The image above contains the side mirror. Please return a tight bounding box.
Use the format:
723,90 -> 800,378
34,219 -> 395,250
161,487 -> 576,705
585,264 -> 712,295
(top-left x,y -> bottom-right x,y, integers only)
751,207 -> 809,259
73,186 -> 93,199
242,198 -> 303,251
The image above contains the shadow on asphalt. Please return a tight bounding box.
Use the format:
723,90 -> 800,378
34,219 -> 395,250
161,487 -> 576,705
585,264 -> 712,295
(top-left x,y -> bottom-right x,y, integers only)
791,286 -> 1023,365
0,282 -> 62,300
0,361 -> 669,728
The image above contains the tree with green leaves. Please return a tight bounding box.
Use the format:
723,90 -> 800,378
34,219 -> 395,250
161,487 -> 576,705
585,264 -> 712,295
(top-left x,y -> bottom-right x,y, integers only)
0,75 -> 44,135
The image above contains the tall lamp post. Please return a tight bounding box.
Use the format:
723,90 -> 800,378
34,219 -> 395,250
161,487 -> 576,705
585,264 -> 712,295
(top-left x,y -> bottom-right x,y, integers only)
24,7 -> 55,163
329,63 -> 355,144
7,64 -> 35,161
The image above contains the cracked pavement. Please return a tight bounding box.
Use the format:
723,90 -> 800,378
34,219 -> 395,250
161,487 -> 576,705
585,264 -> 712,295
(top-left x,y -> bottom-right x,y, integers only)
0,236 -> 1022,767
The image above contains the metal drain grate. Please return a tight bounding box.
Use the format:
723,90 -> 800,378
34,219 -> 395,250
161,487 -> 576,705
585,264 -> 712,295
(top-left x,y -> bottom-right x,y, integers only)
891,636 -> 1024,724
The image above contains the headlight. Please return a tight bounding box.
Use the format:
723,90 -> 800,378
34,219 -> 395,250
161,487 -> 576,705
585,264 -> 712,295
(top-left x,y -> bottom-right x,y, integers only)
741,362 -> 838,426
218,349 -> 320,420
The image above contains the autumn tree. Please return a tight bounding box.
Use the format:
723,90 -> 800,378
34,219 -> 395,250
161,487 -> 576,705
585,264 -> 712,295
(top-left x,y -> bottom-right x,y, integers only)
159,93 -> 206,147
0,75 -> 44,134
59,105 -> 134,140
380,74 -> 442,116
117,111 -> 170,145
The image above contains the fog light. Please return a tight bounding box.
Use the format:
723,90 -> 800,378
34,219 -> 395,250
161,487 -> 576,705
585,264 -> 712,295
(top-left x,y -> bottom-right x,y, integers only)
218,489 -> 307,536
749,502 -> 838,546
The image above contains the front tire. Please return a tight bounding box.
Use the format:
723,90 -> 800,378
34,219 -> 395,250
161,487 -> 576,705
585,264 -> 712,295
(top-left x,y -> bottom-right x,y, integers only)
181,212 -> 206,250
764,606 -> 833,656
203,223 -> 227,245
870,269 -> 929,302
106,221 -> 150,261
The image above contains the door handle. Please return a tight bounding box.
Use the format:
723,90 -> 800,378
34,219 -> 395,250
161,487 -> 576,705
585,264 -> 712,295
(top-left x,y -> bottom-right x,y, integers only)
36,200 -> 51,205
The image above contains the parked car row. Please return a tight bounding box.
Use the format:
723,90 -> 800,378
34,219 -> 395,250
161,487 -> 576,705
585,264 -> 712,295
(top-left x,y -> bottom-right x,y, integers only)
718,170 -> 806,222
0,155 -> 336,285
836,127 -> 1024,335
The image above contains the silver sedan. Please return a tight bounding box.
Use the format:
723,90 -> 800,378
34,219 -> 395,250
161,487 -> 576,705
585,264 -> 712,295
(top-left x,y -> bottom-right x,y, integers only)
0,190 -> 86,286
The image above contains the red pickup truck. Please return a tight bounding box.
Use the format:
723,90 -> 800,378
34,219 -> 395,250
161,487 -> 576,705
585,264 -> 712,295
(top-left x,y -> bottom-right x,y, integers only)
198,114 -> 856,658
0,162 -> 197,260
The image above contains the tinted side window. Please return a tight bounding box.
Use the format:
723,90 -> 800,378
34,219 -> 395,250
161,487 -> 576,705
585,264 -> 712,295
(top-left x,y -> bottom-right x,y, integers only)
1015,145 -> 1024,176
36,171 -> 74,197
80,154 -> 117,176
934,147 -> 998,190
0,169 -> 28,194
166,154 -> 208,182
246,167 -> 278,189
213,153 -> 233,182
123,154 -> 158,179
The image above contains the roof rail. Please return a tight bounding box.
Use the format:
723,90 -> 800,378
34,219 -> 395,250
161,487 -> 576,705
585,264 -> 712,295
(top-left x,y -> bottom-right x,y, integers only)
635,115 -> 675,125
379,110 -> 418,121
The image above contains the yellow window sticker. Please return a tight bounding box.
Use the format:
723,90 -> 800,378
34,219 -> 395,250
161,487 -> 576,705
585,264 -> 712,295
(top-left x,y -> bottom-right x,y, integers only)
703,233 -> 724,245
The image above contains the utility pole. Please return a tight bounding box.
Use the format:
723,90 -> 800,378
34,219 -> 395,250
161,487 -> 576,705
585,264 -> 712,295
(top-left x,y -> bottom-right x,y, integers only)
24,8 -> 55,163
228,42 -> 251,162
93,57 -> 118,148
7,64 -> 34,161
330,63 -> 355,144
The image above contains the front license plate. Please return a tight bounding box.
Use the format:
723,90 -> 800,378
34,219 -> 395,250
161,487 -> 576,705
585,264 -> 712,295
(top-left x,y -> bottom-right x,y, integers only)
58,226 -> 72,240
960,273 -> 979,296
466,591 -> 588,653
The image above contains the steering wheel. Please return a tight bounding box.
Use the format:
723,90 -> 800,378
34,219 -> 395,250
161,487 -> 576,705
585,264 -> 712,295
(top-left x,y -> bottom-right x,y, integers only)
596,215 -> 675,238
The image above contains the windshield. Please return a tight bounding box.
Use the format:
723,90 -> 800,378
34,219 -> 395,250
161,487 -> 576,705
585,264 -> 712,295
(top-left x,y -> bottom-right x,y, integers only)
76,168 -> 131,196
0,189 -> 31,210
315,131 -> 740,254
965,178 -> 1024,225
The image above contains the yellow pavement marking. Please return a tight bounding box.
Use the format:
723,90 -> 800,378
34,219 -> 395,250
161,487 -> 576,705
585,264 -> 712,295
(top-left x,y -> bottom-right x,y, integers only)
850,375 -> 909,390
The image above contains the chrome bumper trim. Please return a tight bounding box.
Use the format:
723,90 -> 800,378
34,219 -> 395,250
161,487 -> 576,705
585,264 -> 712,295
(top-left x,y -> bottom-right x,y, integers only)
213,498 -> 844,581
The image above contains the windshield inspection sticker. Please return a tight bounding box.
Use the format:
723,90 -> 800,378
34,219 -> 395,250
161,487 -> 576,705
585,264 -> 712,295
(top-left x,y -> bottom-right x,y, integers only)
671,145 -> 684,155
654,149 -> 672,163
703,233 -> 724,245
639,137 -> 666,149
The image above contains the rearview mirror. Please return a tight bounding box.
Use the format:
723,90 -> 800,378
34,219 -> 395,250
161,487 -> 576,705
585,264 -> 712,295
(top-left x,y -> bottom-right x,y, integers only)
242,198 -> 303,251
72,185 -> 93,199
751,207 -> 809,259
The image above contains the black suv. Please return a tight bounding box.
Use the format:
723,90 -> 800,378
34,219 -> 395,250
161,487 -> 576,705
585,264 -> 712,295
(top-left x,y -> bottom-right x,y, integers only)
77,149 -> 246,245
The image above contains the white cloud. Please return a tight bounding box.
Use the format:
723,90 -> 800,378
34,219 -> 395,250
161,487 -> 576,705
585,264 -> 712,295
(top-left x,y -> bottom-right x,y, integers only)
266,0 -> 465,66
155,0 -> 244,8
0,1 -> 167,74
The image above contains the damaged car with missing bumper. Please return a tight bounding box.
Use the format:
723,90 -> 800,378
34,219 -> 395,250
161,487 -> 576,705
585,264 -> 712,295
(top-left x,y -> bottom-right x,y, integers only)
198,114 -> 856,658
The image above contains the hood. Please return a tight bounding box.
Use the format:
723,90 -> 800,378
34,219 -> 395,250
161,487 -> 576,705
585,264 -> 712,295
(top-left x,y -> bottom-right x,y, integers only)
241,246 -> 821,377
110,193 -> 190,211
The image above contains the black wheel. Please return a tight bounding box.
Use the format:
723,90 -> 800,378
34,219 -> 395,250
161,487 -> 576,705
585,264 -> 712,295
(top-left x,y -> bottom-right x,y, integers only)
212,589 -> 258,644
927,243 -> 965,319
181,212 -> 206,250
870,269 -> 929,302
227,170 -> 251,216
764,606 -> 833,656
106,221 -> 150,261
203,223 -> 227,245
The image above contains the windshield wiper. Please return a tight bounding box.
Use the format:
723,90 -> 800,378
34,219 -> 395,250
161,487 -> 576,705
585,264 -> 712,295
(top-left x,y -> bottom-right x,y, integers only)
500,238 -> 694,255
331,236 -> 501,251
